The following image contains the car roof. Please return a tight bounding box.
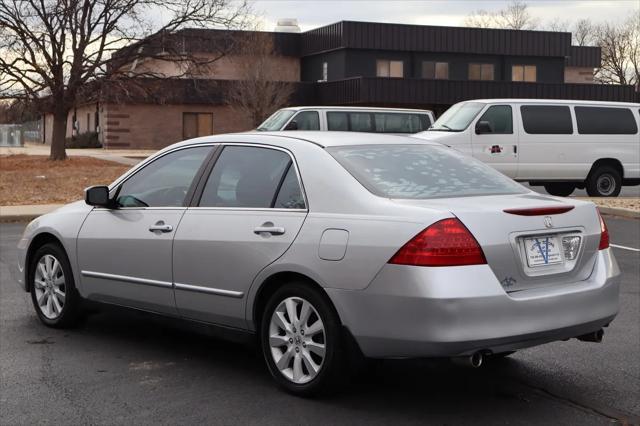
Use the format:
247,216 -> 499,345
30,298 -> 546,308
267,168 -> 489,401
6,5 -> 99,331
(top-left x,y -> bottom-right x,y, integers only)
467,98 -> 640,107
279,106 -> 433,113
173,131 -> 441,150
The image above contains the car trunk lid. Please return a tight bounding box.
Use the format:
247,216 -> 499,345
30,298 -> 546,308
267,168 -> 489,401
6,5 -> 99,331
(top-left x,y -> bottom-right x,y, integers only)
393,193 -> 601,292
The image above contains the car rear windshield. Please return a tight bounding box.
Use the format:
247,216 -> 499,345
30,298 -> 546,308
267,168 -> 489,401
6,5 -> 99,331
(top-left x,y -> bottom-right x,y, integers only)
328,144 -> 526,199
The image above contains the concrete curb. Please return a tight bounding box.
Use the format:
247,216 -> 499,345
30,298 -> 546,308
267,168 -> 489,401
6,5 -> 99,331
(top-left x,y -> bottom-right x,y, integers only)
598,206 -> 640,219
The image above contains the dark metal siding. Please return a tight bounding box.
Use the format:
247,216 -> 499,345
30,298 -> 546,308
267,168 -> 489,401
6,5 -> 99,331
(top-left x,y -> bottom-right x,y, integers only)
316,77 -> 638,105
567,46 -> 601,68
302,21 -> 572,57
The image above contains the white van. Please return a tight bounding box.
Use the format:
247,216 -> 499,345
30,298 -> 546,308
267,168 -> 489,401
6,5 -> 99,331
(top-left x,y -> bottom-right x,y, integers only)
258,106 -> 435,134
412,99 -> 640,197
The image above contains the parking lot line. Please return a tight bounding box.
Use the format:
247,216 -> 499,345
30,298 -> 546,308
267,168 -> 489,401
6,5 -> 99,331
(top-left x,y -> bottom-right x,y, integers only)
610,244 -> 640,252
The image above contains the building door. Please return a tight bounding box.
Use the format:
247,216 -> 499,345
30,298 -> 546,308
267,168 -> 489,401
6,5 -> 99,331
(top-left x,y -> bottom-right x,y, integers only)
183,112 -> 214,139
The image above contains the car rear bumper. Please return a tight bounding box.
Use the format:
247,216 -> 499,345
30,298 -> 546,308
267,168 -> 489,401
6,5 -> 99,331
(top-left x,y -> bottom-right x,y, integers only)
326,248 -> 620,358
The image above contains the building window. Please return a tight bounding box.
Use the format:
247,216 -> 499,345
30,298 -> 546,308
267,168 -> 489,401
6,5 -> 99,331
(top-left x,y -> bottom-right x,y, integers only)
512,65 -> 537,82
422,61 -> 449,79
183,112 -> 213,139
377,60 -> 403,78
322,62 -> 328,81
469,63 -> 494,81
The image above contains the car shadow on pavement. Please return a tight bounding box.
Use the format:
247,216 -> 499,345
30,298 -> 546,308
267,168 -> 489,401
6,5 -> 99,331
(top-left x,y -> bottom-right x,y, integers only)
30,301 -> 604,425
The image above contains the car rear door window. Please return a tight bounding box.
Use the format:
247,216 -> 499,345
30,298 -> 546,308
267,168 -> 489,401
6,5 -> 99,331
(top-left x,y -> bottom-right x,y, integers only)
520,105 -> 573,134
477,105 -> 513,134
116,146 -> 212,208
575,107 -> 638,134
199,146 -> 295,208
273,165 -> 306,209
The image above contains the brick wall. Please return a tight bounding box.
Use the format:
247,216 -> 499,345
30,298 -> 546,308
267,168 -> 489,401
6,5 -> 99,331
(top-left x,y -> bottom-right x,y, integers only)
102,103 -> 253,149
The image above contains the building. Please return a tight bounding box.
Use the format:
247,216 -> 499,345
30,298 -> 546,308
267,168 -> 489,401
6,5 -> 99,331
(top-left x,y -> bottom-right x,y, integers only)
43,21 -> 639,149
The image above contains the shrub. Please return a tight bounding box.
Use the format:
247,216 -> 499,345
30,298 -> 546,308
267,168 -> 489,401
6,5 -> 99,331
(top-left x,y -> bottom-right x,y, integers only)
65,132 -> 101,148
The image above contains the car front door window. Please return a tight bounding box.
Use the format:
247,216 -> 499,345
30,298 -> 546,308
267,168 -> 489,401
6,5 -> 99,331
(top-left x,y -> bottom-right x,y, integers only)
115,146 -> 212,208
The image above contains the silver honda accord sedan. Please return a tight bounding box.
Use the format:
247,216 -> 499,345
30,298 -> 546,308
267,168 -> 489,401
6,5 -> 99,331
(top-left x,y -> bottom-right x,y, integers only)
16,132 -> 620,395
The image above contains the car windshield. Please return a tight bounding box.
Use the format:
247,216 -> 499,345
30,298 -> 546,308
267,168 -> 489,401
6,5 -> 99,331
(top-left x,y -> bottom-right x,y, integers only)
328,144 -> 526,199
257,110 -> 296,131
429,102 -> 485,132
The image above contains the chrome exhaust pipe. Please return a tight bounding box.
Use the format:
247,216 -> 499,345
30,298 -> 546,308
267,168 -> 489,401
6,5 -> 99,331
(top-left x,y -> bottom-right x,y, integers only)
576,328 -> 604,343
452,351 -> 484,368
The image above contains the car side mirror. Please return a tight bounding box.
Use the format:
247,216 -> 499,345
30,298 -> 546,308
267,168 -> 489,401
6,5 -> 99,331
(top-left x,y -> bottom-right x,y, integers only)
85,185 -> 112,208
475,121 -> 493,134
284,120 -> 298,131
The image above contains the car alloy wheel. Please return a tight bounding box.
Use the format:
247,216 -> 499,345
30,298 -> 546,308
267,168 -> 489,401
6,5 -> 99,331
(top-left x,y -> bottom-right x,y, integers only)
268,296 -> 326,384
33,254 -> 66,320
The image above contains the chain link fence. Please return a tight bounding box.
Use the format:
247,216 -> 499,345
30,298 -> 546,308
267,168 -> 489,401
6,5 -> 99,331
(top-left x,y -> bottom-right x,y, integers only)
0,120 -> 41,147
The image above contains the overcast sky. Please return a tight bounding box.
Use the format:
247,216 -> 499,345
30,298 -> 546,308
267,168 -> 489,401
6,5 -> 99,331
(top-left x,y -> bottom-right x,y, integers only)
251,0 -> 637,31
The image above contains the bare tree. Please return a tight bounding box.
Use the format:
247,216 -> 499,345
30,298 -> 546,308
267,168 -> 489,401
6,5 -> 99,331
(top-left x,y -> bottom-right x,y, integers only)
594,14 -> 639,86
464,0 -> 538,30
573,19 -> 597,46
224,32 -> 295,129
463,10 -> 495,29
0,0 -> 248,160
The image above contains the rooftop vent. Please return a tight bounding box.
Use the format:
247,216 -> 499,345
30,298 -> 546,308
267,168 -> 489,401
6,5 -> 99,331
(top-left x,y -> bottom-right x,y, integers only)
274,18 -> 301,33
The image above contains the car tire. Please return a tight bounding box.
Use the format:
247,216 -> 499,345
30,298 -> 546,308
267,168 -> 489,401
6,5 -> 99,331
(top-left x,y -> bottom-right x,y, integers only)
260,282 -> 345,396
543,182 -> 575,197
586,166 -> 622,197
29,243 -> 82,328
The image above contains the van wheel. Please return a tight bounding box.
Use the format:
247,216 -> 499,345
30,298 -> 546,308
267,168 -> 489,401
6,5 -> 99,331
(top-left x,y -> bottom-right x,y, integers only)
544,183 -> 575,197
586,166 -> 621,197
261,283 -> 345,396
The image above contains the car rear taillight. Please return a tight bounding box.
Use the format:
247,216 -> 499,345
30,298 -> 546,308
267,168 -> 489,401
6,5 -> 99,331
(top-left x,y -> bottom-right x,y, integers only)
597,209 -> 610,250
389,218 -> 487,267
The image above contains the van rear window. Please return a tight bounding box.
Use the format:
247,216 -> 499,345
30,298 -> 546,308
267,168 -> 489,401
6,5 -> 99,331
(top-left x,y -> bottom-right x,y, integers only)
575,107 -> 638,134
521,106 -> 573,134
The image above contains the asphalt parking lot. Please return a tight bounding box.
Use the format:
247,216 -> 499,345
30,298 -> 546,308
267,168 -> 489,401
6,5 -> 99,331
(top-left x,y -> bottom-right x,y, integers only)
1,217 -> 638,425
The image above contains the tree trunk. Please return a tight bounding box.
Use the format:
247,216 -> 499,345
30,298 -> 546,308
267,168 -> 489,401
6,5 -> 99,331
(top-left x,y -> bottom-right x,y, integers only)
50,108 -> 69,160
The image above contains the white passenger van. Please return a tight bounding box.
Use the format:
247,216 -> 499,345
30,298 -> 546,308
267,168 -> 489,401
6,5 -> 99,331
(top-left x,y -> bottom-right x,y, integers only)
258,106 -> 435,134
412,99 -> 640,197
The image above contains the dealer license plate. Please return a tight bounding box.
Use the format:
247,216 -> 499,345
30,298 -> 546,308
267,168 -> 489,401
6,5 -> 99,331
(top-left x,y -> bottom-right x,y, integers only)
524,235 -> 562,267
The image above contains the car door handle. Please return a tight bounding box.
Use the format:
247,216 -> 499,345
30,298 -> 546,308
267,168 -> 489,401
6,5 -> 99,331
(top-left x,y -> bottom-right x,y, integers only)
254,225 -> 285,235
149,221 -> 173,233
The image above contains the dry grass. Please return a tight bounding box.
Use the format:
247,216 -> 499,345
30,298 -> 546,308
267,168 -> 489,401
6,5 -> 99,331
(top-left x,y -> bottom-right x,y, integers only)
0,155 -> 130,206
579,197 -> 640,212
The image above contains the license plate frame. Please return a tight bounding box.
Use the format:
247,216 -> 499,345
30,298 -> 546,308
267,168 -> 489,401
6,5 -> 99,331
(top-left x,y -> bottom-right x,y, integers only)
523,235 -> 563,267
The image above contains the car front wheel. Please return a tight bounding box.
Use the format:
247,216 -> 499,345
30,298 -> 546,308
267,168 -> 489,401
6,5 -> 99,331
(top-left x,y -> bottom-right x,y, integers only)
260,283 -> 345,396
29,243 -> 81,328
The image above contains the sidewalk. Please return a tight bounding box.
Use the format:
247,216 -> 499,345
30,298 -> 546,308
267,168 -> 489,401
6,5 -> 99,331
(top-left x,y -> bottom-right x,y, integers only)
0,143 -> 156,166
0,204 -> 62,222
